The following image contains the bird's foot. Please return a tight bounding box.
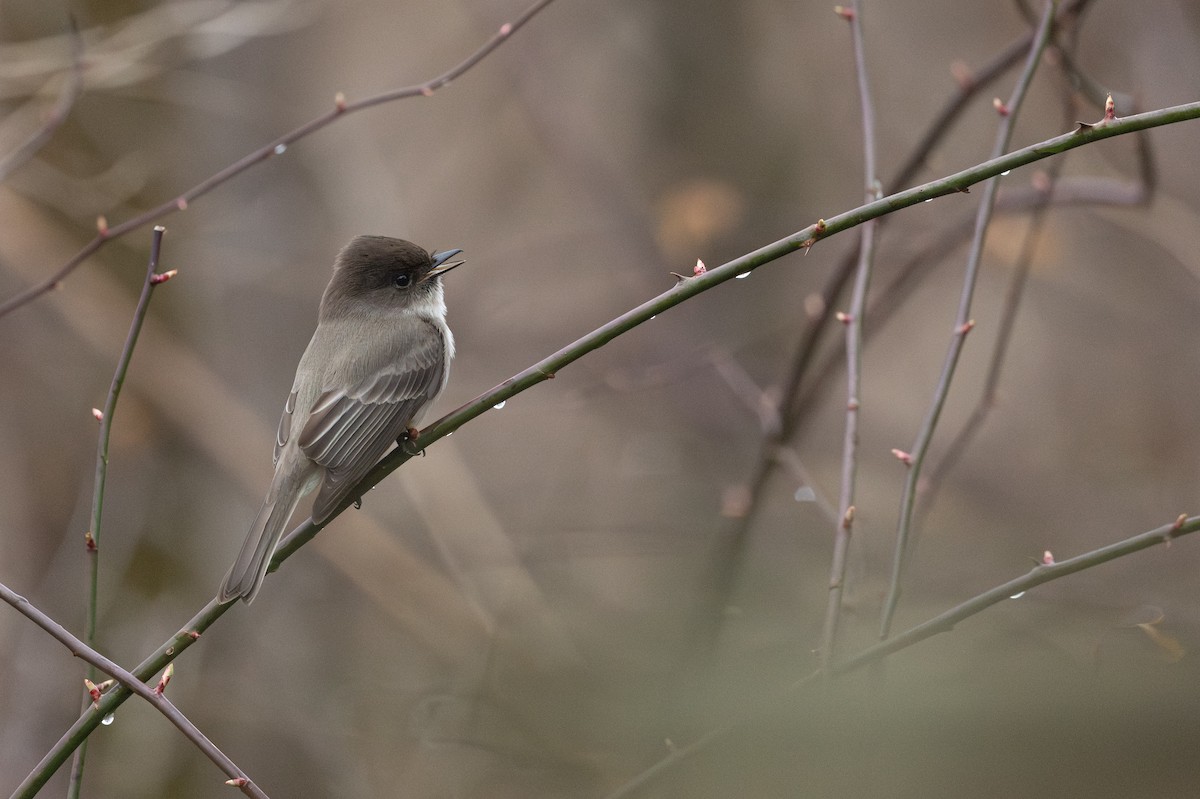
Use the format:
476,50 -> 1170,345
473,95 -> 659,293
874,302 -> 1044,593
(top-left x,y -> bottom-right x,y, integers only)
398,427 -> 426,457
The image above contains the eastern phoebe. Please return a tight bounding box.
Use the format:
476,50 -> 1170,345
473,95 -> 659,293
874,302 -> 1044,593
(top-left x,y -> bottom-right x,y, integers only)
219,236 -> 463,604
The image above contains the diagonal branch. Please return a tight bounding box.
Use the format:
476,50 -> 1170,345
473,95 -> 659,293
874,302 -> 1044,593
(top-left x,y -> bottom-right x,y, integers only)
0,0 -> 559,320
0,582 -> 268,798
12,96 -> 1200,799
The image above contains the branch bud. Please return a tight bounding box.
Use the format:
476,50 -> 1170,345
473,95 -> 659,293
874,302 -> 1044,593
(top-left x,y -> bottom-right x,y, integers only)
154,663 -> 174,696
84,678 -> 102,706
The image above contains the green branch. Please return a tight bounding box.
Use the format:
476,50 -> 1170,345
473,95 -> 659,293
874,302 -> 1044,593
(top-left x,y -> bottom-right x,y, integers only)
13,97 -> 1200,799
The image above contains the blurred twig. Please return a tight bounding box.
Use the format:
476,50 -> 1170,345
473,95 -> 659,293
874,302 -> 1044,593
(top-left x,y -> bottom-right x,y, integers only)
819,0 -> 879,670
0,0 -> 559,319
0,19 -> 83,183
13,97 -> 1200,798
603,511 -> 1200,799
68,226 -> 170,798
0,582 -> 267,798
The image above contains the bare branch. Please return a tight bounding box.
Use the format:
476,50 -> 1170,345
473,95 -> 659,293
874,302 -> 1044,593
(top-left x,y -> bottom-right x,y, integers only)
0,582 -> 268,798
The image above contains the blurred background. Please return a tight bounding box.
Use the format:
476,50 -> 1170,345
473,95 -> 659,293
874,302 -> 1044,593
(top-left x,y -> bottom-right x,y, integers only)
2,0 -> 1200,796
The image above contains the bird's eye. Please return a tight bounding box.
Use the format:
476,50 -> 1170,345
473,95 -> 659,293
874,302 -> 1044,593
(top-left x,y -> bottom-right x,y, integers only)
393,273 -> 411,289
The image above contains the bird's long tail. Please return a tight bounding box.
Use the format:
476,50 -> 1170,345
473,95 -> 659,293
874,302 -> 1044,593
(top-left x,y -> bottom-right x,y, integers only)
219,486 -> 304,604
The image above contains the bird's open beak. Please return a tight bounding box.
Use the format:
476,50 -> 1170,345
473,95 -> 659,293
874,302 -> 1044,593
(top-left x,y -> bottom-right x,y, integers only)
429,248 -> 465,277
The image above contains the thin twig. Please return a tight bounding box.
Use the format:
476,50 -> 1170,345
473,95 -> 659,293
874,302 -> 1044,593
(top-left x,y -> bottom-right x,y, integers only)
13,96 -> 1200,798
0,18 -> 84,183
68,226 -> 169,797
0,582 -> 267,798
818,0 -> 879,669
879,0 -> 1059,641
917,14 -> 1095,528
603,511 -> 1200,799
0,0 -> 559,320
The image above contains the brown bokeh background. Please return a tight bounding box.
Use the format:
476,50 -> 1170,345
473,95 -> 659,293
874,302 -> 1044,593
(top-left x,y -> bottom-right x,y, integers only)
3,1 -> 1200,796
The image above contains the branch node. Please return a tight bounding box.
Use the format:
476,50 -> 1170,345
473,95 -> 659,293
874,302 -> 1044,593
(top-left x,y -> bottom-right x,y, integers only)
84,679 -> 101,707
800,219 -> 828,253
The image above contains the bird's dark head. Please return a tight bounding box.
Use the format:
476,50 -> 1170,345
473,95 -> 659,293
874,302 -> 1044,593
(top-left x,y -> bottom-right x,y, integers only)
320,235 -> 463,320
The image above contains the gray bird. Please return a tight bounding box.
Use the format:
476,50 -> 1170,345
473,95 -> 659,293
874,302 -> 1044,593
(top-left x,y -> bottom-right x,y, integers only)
219,236 -> 462,604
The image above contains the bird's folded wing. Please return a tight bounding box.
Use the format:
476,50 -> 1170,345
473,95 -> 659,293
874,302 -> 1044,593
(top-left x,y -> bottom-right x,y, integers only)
298,326 -> 446,523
